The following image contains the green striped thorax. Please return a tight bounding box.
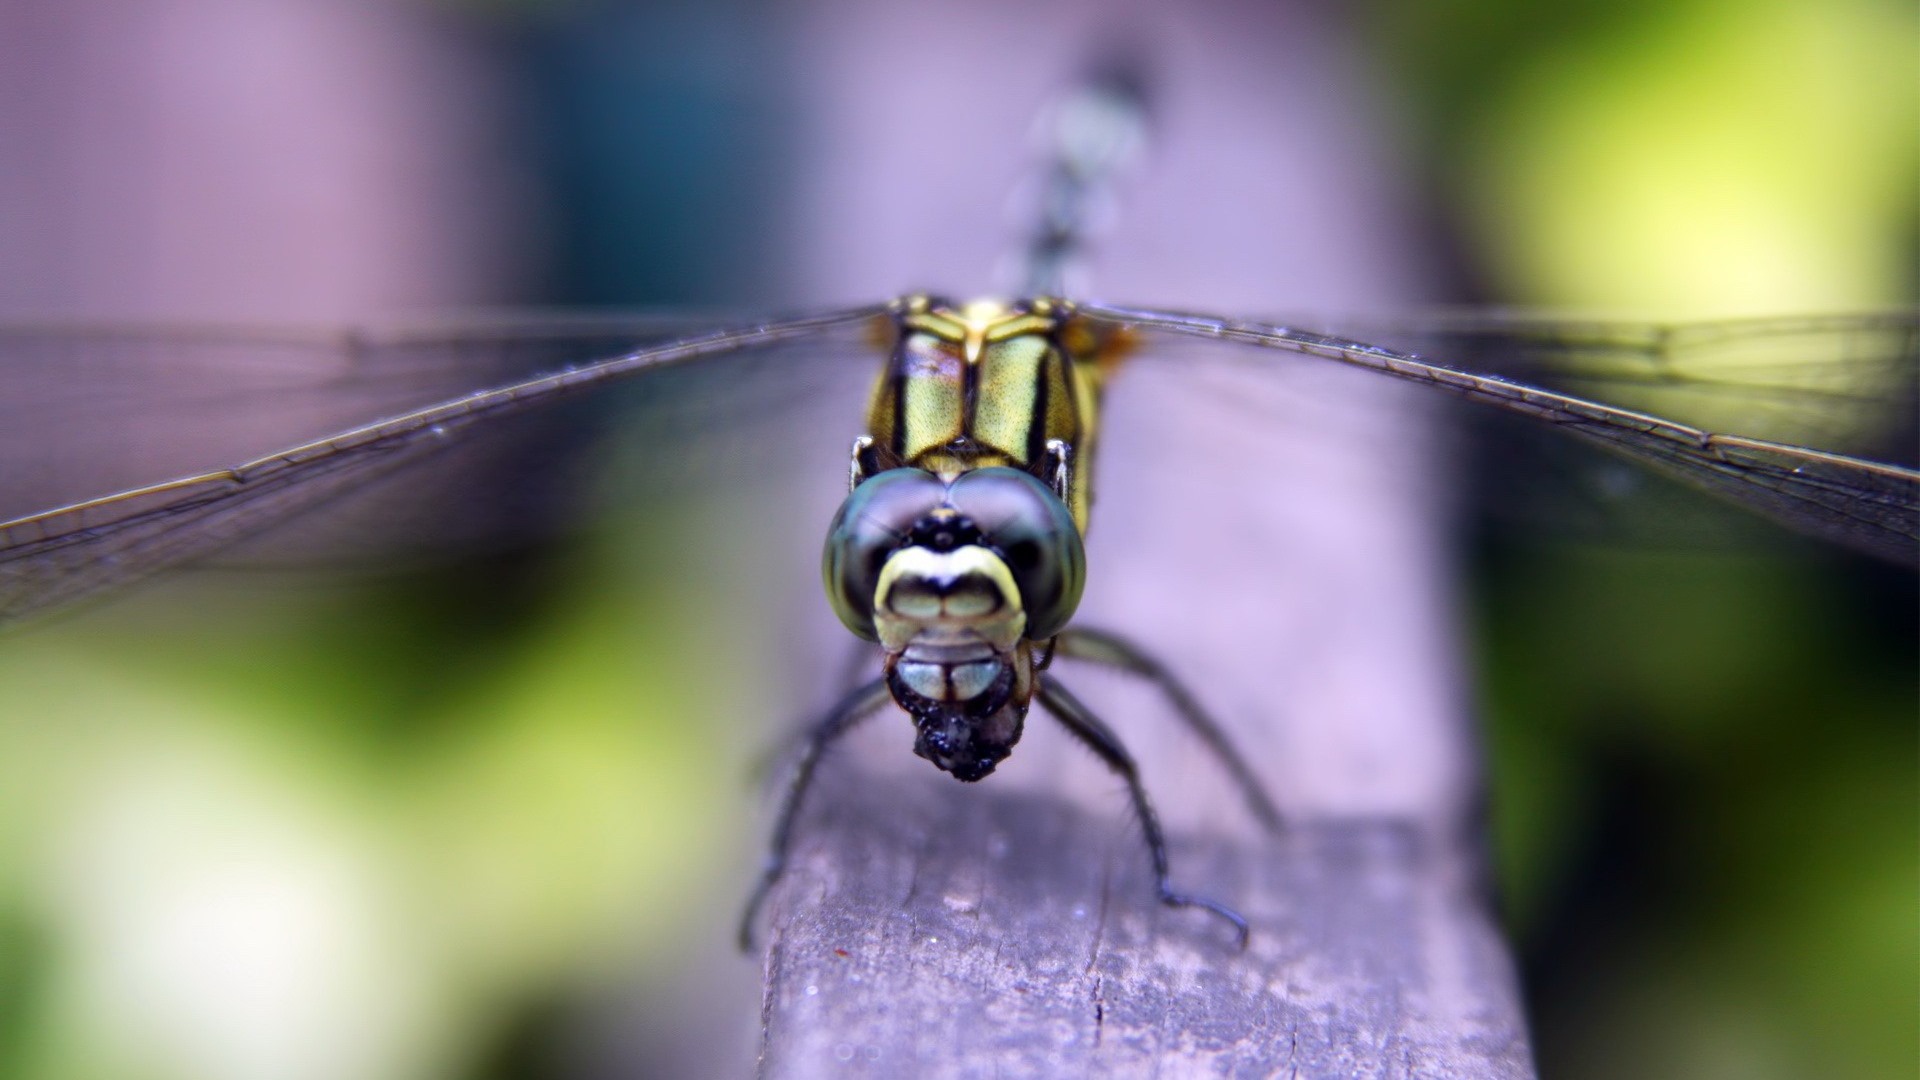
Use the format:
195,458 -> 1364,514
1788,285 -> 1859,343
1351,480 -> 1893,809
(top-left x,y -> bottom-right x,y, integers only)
822,297 -> 1107,781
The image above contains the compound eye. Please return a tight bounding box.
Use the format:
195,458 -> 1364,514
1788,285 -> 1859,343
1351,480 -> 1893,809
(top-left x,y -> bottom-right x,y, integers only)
946,467 -> 1086,640
822,468 -> 947,639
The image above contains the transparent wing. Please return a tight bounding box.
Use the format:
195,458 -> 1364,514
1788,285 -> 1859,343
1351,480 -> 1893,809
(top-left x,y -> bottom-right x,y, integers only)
0,305 -> 889,625
1078,304 -> 1920,565
1346,311 -> 1919,462
0,313 -> 745,523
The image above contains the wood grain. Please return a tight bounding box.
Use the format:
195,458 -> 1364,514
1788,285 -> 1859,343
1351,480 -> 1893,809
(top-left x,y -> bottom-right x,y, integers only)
752,769 -> 1532,1078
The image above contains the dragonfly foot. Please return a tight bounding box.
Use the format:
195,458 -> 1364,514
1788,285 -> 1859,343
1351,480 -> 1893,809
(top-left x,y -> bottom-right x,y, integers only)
1161,889 -> 1251,950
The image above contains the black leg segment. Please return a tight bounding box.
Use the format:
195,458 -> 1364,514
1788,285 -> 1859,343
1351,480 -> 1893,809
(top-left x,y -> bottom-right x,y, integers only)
738,676 -> 894,952
1035,674 -> 1252,949
1055,627 -> 1283,834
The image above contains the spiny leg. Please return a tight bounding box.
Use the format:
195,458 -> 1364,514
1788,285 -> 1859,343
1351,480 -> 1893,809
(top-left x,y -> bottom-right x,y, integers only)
1035,674 -> 1251,949
746,638 -> 880,788
738,676 -> 894,952
1055,627 -> 1283,834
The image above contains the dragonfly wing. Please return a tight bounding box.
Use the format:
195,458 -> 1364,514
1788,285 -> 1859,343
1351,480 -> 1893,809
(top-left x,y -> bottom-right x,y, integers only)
0,314 -> 733,523
1079,304 -> 1920,566
0,306 -> 889,625
1349,311 -> 1920,463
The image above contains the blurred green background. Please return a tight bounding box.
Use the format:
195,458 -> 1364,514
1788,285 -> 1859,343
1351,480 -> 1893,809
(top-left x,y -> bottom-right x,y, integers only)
0,0 -> 1914,1077
1374,2 -> 1915,1077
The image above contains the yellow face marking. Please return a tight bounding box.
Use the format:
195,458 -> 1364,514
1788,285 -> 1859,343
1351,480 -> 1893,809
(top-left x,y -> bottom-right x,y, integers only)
871,545 -> 1027,653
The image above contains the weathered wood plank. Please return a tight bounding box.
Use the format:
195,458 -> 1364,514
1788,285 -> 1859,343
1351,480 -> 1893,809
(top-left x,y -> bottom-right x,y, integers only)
752,770 -> 1530,1079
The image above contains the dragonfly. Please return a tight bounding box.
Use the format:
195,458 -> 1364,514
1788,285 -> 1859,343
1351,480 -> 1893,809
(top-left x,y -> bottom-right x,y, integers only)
2,76 -> 1916,952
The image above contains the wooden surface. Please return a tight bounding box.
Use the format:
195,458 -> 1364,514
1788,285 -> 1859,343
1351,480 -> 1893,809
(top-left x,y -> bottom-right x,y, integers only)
753,770 -> 1532,1079
748,3 -> 1538,1076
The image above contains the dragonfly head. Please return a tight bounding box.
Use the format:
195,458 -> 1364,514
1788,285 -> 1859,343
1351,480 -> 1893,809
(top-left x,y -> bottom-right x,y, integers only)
823,466 -> 1085,779
824,466 -> 1085,646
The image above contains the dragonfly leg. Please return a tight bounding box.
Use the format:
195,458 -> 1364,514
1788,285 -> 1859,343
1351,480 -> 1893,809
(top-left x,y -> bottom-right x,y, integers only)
1055,627 -> 1283,834
1034,674 -> 1251,950
743,643 -> 875,792
847,434 -> 876,491
738,676 -> 894,952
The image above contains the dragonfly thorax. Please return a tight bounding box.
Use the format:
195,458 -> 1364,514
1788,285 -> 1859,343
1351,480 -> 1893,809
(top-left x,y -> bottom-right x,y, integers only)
862,296 -> 1107,532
